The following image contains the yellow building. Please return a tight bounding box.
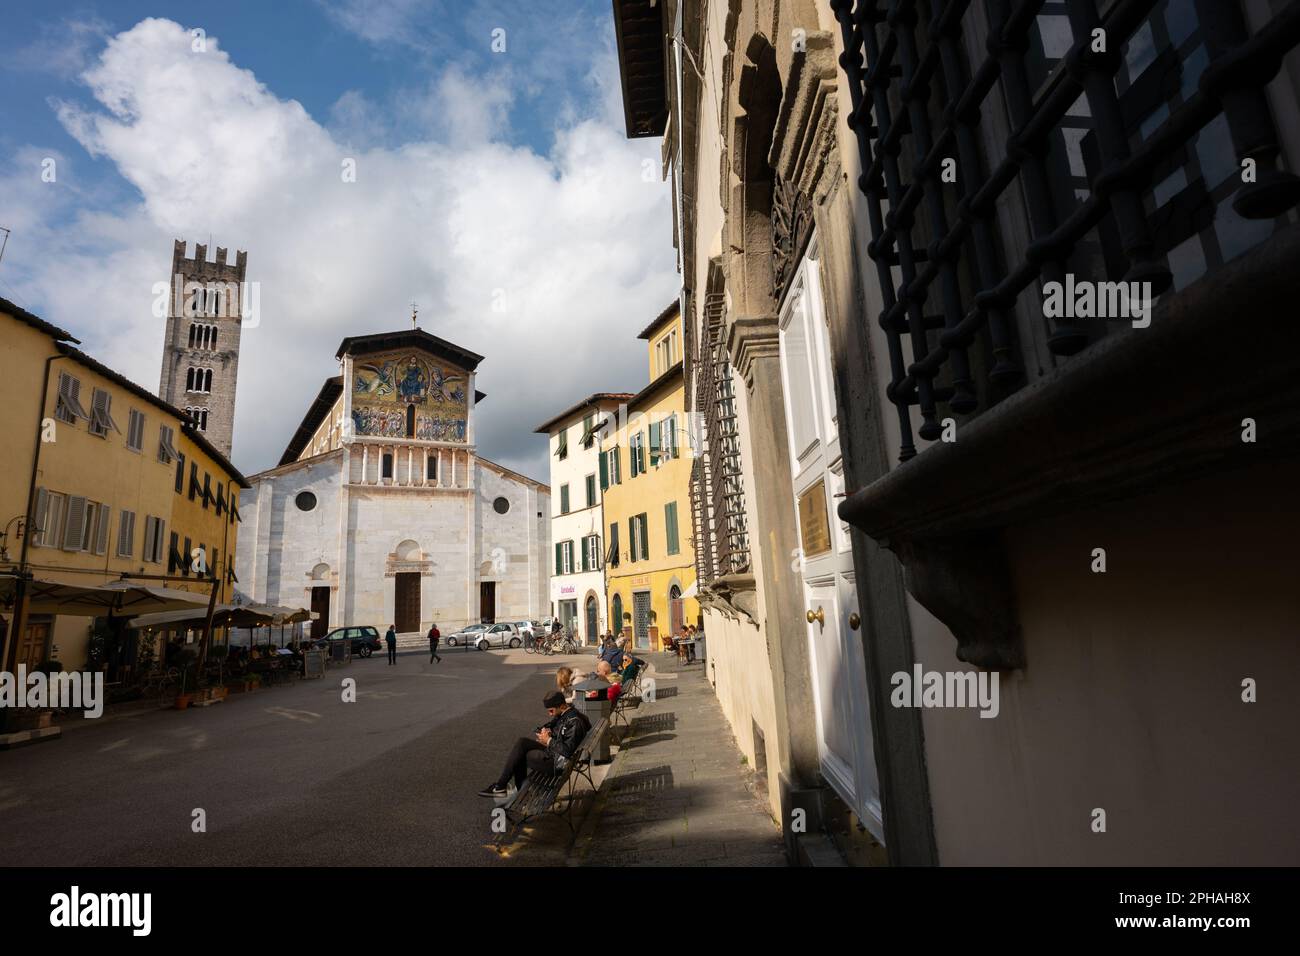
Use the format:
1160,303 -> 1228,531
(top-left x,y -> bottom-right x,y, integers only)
0,297 -> 248,677
600,301 -> 698,652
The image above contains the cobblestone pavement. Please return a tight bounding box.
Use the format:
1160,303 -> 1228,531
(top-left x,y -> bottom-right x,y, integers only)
566,654 -> 788,867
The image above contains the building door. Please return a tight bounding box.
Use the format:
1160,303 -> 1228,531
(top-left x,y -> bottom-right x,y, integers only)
558,599 -> 578,637
585,596 -> 598,646
669,585 -> 684,637
17,620 -> 50,670
632,591 -> 651,650
310,587 -> 330,640
479,581 -> 496,624
611,593 -> 624,639
394,573 -> 420,632
778,236 -> 884,843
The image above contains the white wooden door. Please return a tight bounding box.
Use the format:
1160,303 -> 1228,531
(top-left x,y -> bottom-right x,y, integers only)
778,236 -> 884,842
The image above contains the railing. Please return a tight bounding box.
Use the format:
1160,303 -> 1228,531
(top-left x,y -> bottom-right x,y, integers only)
832,0 -> 1300,462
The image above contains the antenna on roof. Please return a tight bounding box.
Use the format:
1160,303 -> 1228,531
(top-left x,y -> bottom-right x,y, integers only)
0,227 -> 10,270
410,300 -> 419,329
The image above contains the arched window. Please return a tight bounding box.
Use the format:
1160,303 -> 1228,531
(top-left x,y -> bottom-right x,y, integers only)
210,327 -> 218,350
199,408 -> 208,430
186,367 -> 195,391
204,369 -> 213,392
406,404 -> 416,438
188,324 -> 196,348
611,593 -> 624,638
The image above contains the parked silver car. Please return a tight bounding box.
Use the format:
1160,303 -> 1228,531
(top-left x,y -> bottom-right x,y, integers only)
474,622 -> 523,650
445,623 -> 489,647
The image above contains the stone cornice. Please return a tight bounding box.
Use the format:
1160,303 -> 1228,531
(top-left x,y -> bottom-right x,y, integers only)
769,32 -> 841,204
726,315 -> 780,386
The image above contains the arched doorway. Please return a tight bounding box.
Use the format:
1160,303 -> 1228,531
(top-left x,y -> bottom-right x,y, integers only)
585,594 -> 599,646
668,583 -> 683,639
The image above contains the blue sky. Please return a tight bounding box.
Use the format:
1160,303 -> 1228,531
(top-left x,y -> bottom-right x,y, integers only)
0,0 -> 678,477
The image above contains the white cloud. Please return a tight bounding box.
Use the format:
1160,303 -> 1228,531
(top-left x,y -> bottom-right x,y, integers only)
4,17 -> 677,481
7,15 -> 112,80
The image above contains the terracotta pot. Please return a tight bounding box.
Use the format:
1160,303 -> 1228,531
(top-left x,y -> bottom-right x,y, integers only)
174,695 -> 192,710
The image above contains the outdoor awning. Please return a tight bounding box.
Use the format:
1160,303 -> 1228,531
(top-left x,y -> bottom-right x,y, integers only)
127,602 -> 313,630
680,582 -> 698,600
0,575 -> 212,617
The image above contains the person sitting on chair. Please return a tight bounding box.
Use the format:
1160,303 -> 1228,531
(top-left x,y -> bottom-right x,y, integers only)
477,691 -> 591,798
598,635 -> 624,668
583,660 -> 623,704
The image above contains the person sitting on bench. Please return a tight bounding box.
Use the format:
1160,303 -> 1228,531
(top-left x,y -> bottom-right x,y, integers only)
477,691 -> 591,798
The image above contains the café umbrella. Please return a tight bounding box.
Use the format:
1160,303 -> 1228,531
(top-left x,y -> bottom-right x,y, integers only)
0,574 -> 212,617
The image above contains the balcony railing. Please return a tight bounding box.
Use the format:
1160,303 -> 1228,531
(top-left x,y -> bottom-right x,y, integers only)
832,0 -> 1300,463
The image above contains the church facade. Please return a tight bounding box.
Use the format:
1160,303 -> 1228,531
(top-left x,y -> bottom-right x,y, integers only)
234,328 -> 549,635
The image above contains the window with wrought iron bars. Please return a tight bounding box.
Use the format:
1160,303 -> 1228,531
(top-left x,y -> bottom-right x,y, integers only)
690,288 -> 751,587
831,0 -> 1300,463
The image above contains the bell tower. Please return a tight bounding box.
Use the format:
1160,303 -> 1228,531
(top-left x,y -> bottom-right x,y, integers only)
157,239 -> 247,457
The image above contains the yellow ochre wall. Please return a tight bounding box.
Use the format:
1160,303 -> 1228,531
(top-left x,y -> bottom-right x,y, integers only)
1,305 -> 245,669
601,307 -> 698,651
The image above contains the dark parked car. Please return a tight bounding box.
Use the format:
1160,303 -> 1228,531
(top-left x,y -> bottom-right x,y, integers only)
312,626 -> 383,658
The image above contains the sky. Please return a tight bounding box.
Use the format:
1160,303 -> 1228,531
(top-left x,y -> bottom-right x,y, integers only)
0,0 -> 679,480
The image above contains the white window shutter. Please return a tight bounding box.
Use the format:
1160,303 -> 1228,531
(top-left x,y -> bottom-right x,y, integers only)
63,496 -> 87,550
32,487 -> 48,537
95,505 -> 110,555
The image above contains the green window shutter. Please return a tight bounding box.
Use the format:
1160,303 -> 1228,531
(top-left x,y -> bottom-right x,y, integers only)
560,484 -> 569,514
614,448 -> 621,483
640,514 -> 650,560
555,542 -> 562,575
628,518 -> 635,562
581,538 -> 589,572
649,421 -> 661,466
599,450 -> 608,490
639,433 -> 647,474
665,501 -> 679,555
667,414 -> 678,458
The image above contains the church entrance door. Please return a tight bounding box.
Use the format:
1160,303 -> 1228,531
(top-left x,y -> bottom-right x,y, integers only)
479,581 -> 496,624
310,587 -> 330,640
394,573 -> 420,633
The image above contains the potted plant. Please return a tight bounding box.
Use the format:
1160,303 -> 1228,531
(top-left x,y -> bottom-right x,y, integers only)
174,664 -> 197,710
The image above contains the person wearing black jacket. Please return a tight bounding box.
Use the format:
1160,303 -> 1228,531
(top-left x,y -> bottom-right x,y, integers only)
477,692 -> 591,797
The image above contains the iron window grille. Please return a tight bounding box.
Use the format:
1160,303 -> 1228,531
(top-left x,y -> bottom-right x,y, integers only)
832,0 -> 1300,463
691,289 -> 751,586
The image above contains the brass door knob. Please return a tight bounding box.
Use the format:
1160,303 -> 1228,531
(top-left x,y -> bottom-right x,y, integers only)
806,607 -> 824,625
848,612 -> 861,631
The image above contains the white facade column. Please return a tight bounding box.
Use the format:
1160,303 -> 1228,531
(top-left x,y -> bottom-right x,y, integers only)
360,444 -> 368,485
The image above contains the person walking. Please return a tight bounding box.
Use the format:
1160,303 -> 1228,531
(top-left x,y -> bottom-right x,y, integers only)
428,622 -> 442,663
385,624 -> 398,665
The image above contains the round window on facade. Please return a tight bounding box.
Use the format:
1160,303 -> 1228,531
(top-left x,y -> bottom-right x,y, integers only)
295,491 -> 318,512
493,496 -> 510,515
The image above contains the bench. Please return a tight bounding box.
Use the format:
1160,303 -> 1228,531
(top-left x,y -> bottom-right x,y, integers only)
609,662 -> 646,729
496,717 -> 608,844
